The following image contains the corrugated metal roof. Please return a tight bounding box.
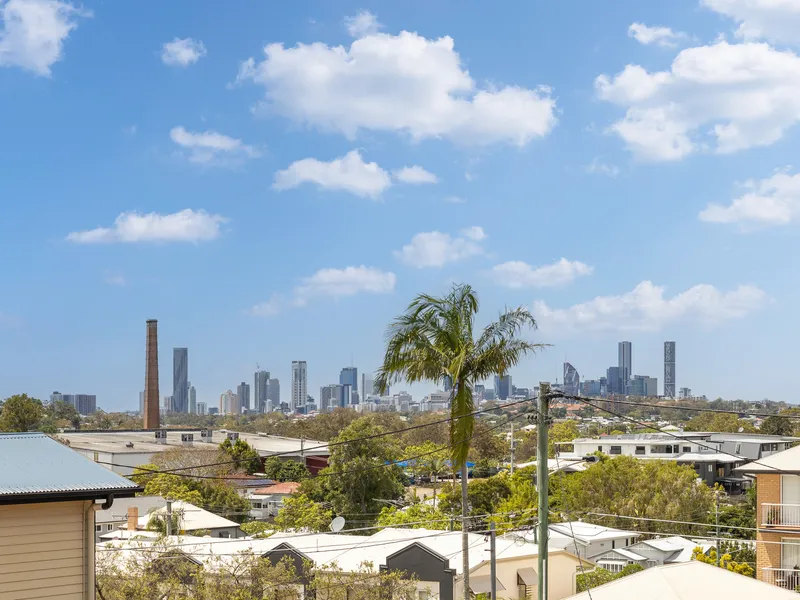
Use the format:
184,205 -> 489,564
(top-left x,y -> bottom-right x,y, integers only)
0,433 -> 140,498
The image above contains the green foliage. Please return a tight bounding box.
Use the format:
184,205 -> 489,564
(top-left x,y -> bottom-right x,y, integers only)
0,394 -> 44,432
261,456 -> 311,482
146,508 -> 184,536
273,493 -> 332,532
684,412 -> 755,433
576,564 -> 643,592
240,521 -> 273,538
716,486 -> 756,540
760,415 -> 794,436
220,438 -> 262,474
309,559 -> 419,600
439,475 -> 512,530
376,504 -> 455,530
692,546 -> 754,577
560,456 -> 716,535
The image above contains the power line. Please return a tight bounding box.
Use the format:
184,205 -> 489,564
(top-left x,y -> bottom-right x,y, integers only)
587,398 -> 800,419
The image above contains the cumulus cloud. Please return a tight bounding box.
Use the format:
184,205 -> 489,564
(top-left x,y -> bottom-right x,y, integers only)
703,0 -> 800,45
235,27 -> 556,146
584,158 -> 620,177
247,294 -> 283,317
628,23 -> 687,47
0,0 -> 89,76
103,272 -> 127,286
392,165 -> 438,184
395,227 -> 485,268
596,41 -> 800,160
533,281 -> 767,333
295,265 -> 396,303
444,195 -> 466,204
699,169 -> 800,227
170,126 -> 258,165
161,37 -> 206,66
66,209 -> 227,244
274,150 -> 391,199
344,10 -> 382,37
490,259 -> 592,289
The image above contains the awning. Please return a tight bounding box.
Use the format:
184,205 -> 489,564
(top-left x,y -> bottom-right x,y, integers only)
469,575 -> 506,594
517,567 -> 537,586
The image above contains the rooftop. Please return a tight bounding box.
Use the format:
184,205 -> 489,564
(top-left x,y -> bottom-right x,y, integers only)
737,444 -> 800,474
251,481 -> 301,495
96,496 -> 167,523
0,433 -> 140,503
136,500 -> 241,532
548,522 -> 640,544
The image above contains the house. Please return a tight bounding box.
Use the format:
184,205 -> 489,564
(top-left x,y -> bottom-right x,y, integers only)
737,443 -> 800,589
94,495 -> 166,541
564,560 -> 796,599
127,500 -> 243,538
591,536 -> 714,572
249,481 -> 301,518
544,522 -> 641,560
0,432 -> 140,599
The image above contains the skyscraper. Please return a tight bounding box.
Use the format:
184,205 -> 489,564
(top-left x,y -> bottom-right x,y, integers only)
138,391 -> 144,415
664,341 -> 676,398
220,390 -> 236,415
255,369 -> 270,412
196,402 -> 207,415
494,374 -> 512,400
443,375 -> 453,392
173,348 -> 188,413
267,378 -> 280,410
362,373 -> 374,398
340,367 -> 358,392
618,341 -> 632,394
237,382 -> 251,411
563,362 -> 580,396
606,366 -> 621,395
189,384 -> 196,414
291,361 -> 307,412
143,319 -> 160,429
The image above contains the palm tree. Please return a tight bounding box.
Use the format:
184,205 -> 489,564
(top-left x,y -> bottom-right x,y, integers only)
427,455 -> 447,509
376,284 -> 545,600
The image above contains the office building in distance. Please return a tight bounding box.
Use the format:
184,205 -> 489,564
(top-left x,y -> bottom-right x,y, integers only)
189,384 -> 196,414
173,347 -> 188,413
255,369 -> 270,412
618,341 -> 632,394
291,361 -> 307,413
664,341 -> 676,398
563,362 -> 580,397
494,374 -> 512,400
267,378 -> 280,410
362,373 -> 374,398
237,382 -> 251,412
196,401 -> 207,415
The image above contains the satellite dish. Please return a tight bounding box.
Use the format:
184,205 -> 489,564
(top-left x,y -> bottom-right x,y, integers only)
738,427 -> 744,433
330,516 -> 346,533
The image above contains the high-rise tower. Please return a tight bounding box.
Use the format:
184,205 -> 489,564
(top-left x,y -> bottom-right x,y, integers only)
618,341 -> 632,394
143,320 -> 160,429
173,348 -> 188,413
291,361 -> 307,412
255,369 -> 270,412
664,341 -> 676,397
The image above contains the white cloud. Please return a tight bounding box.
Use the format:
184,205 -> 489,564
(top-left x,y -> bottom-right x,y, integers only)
699,169 -> 800,226
161,37 -> 206,66
533,281 -> 767,333
235,28 -> 556,146
344,10 -> 382,37
584,158 -> 620,177
170,126 -> 258,165
395,227 -> 485,268
247,294 -> 283,317
0,0 -> 88,76
103,272 -> 127,286
274,150 -> 391,198
490,259 -> 592,289
628,23 -> 686,48
444,195 -> 466,204
392,165 -> 438,184
66,209 -> 227,244
703,0 -> 800,45
295,266 -> 396,304
597,41 -> 800,160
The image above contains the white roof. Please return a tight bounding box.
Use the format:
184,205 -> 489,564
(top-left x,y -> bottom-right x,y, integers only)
96,496 -> 167,524
594,548 -> 647,562
564,561 -> 797,600
738,444 -> 800,474
138,501 -> 240,532
675,453 -> 743,464
639,536 -> 714,563
515,459 -> 588,473
549,522 -> 640,544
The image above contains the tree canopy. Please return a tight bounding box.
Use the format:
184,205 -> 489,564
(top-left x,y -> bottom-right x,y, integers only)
273,493 -> 332,532
220,438 -> 262,474
0,394 -> 44,432
262,456 -> 310,482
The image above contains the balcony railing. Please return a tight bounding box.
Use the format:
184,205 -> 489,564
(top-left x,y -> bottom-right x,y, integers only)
761,568 -> 800,590
762,503 -> 800,527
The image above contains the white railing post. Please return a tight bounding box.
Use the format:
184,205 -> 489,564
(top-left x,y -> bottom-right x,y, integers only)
761,503 -> 800,527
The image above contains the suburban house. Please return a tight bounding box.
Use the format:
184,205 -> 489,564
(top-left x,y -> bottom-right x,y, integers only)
737,444 -> 800,589
0,432 -> 140,599
249,481 -> 301,519
541,522 -> 641,560
100,500 -> 244,539
94,495 -> 166,541
60,429 -> 329,475
591,536 -> 714,572
561,432 -> 796,492
564,560 -> 796,600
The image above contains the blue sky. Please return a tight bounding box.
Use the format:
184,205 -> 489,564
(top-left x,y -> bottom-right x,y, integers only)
1,0 -> 798,410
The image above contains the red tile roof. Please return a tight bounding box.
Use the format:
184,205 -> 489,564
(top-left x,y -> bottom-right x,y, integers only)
252,482 -> 301,495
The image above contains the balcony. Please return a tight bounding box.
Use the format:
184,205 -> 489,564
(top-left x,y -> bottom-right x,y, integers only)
761,568 -> 800,591
762,503 -> 800,527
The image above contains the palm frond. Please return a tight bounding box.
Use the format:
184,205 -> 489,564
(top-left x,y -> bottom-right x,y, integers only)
468,339 -> 548,381
475,306 -> 538,352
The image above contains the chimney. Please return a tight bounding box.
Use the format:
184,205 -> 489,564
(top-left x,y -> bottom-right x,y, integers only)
143,319 -> 160,429
127,506 -> 139,532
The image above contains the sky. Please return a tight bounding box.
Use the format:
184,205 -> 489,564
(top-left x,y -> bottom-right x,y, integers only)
1,0 -> 799,411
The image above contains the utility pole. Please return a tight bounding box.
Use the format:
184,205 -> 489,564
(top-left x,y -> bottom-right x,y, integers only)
715,490 -> 721,567
537,383 -> 550,600
490,521 -> 497,600
510,423 -> 515,474
166,500 -> 173,537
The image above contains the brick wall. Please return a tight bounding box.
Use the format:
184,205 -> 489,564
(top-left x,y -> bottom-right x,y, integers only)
757,474 -> 782,581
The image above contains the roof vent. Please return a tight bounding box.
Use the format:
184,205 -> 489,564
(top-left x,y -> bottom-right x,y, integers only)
155,430 -> 167,444
181,433 -> 194,447
125,442 -> 134,448
227,432 -> 240,442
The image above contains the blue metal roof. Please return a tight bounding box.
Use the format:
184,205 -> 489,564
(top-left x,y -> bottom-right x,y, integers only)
0,432 -> 140,500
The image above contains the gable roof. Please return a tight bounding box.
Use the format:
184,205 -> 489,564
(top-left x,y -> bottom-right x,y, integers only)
736,444 -> 800,474
638,536 -> 715,563
564,561 -> 796,600
0,433 -> 140,504
252,482 -> 301,495
549,522 -> 640,543
138,501 -> 240,532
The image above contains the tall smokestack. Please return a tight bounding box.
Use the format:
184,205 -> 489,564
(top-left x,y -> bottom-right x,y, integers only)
144,319 -> 160,429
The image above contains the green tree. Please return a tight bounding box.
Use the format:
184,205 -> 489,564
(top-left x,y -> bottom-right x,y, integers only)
375,283 -> 544,599
576,564 -> 643,592
262,456 -> 311,482
220,438 -> 262,474
273,493 -> 332,532
313,417 -> 405,520
0,394 -> 44,432
684,412 -> 755,433
716,486 -> 756,540
692,546 -> 754,577
760,415 -> 794,437
240,521 -> 273,538
376,504 -> 455,529
561,456 -> 716,535
47,400 -> 81,429
439,475 -> 512,530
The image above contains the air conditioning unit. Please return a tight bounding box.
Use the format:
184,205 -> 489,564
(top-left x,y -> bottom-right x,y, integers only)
181,433 -> 194,447
200,429 -> 212,442
227,432 -> 239,442
154,430 -> 167,444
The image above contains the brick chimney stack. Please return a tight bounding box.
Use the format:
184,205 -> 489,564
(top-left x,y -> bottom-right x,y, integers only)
143,319 -> 160,429
127,506 -> 139,532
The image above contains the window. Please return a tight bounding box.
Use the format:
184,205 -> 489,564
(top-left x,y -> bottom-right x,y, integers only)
610,446 -> 622,455
708,464 -> 714,473
95,525 -> 102,532
682,446 -> 691,453
635,446 -> 645,455
612,540 -> 616,549
735,443 -> 742,454
107,524 -> 114,531
598,445 -> 603,452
